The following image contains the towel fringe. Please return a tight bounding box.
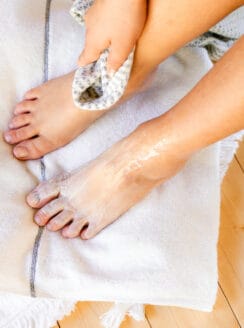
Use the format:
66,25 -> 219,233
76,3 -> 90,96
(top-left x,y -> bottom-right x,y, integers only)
100,302 -> 145,328
0,296 -> 76,328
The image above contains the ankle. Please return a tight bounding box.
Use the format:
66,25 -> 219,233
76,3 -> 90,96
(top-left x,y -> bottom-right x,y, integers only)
119,114 -> 192,183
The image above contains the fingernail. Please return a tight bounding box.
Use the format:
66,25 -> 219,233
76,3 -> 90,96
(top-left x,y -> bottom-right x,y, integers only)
8,123 -> 14,129
4,133 -> 12,142
14,147 -> 28,158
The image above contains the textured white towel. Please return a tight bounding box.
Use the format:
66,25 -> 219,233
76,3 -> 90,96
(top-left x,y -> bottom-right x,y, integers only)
0,1 -> 243,327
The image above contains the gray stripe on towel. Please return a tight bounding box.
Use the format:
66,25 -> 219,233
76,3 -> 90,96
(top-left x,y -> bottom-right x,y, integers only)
30,0 -> 52,297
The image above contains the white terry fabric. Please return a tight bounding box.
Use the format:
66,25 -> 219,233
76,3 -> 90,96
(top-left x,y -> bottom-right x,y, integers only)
0,1 -> 243,327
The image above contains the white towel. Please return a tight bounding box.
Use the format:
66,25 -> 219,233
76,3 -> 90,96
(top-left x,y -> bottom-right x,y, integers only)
0,1 -> 243,327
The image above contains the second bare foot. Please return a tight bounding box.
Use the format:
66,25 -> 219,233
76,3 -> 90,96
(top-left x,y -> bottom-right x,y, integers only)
4,72 -> 104,160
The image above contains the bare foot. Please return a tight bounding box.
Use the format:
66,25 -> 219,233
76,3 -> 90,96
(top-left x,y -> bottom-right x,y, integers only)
26,123 -> 188,240
4,67 -> 150,160
3,72 -> 105,160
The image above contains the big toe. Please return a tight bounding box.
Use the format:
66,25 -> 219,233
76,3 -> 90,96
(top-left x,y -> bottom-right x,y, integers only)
13,136 -> 54,160
27,180 -> 60,208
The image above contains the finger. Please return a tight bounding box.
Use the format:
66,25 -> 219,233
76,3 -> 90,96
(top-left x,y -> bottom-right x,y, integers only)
107,41 -> 134,75
78,37 -> 109,66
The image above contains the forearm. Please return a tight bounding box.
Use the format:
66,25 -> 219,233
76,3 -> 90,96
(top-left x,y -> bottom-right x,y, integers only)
131,0 -> 243,79
159,36 -> 244,154
120,36 -> 244,182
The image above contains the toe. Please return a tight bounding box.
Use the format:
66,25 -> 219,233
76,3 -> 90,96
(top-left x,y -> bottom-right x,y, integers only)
47,210 -> 73,232
62,219 -> 88,238
9,113 -> 32,129
13,136 -> 52,160
27,181 -> 60,208
34,198 -> 65,226
14,99 -> 37,115
4,125 -> 37,145
24,87 -> 40,100
80,222 -> 98,240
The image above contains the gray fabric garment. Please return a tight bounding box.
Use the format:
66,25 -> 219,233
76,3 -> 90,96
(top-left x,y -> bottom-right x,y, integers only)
188,6 -> 244,61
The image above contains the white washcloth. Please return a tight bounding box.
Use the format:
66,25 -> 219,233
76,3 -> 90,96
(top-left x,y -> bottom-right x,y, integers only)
0,1 -> 243,327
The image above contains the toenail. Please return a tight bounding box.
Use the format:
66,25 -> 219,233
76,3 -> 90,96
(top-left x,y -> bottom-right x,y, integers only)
14,147 -> 28,158
4,134 -> 11,142
34,216 -> 41,224
27,191 -> 40,207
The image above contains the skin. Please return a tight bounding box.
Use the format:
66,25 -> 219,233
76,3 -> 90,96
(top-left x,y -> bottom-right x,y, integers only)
78,0 -> 147,74
3,0 -> 244,239
3,0 -> 147,160
4,0 -> 242,160
27,36 -> 244,240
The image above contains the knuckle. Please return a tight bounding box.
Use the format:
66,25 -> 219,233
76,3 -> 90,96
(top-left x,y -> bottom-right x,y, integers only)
113,53 -> 124,63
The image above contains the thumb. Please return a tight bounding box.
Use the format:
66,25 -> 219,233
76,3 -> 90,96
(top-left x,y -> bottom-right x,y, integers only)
78,34 -> 109,66
78,45 -> 102,66
107,43 -> 133,76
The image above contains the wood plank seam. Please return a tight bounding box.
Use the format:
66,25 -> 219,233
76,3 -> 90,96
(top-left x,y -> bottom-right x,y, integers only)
235,155 -> 244,173
145,312 -> 153,328
218,281 -> 242,328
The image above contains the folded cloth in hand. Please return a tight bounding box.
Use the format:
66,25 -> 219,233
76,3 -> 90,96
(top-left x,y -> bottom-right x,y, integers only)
70,0 -> 134,110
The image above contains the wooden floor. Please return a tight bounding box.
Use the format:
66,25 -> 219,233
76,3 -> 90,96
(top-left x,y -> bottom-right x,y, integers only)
55,141 -> 244,328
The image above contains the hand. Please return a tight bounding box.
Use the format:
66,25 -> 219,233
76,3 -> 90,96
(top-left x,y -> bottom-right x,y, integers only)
78,0 -> 147,74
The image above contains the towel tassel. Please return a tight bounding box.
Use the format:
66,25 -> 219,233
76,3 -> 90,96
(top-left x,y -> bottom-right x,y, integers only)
100,302 -> 145,328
